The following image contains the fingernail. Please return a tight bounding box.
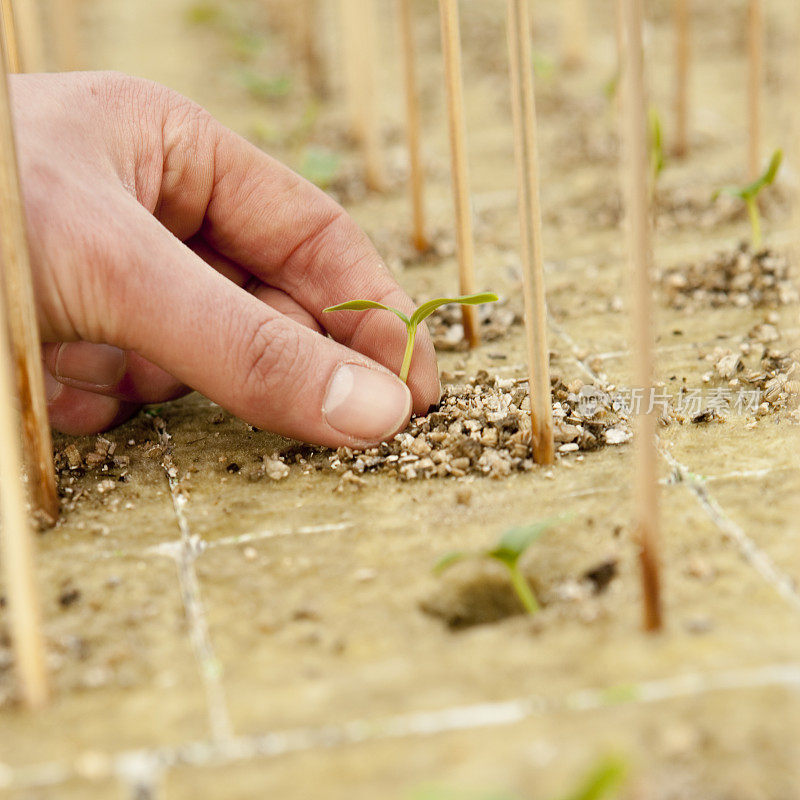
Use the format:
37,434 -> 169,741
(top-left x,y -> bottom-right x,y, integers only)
43,368 -> 62,403
324,364 -> 411,441
55,343 -> 126,389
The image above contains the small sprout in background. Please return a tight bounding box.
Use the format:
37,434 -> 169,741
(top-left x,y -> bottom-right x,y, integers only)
324,293 -> 499,383
532,50 -> 556,81
298,147 -> 341,190
558,756 -> 628,800
185,1 -> 223,26
603,69 -> 620,105
712,148 -> 782,250
406,755 -> 626,800
434,519 -> 557,615
648,106 -> 665,200
238,69 -> 293,101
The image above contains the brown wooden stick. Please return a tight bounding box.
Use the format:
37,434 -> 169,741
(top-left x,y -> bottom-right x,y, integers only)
620,0 -> 662,632
339,0 -> 385,191
0,0 -> 20,72
438,0 -> 478,347
747,0 -> 763,180
0,36 -> 59,524
398,0 -> 429,253
506,0 -> 554,466
51,0 -> 82,71
8,0 -> 44,72
0,40 -> 48,708
672,0 -> 690,158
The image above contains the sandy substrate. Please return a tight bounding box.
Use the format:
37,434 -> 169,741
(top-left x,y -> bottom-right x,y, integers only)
2,1 -> 800,798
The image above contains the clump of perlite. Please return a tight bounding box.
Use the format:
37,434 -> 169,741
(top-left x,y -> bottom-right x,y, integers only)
323,371 -> 634,482
688,323 -> 800,422
661,243 -> 798,310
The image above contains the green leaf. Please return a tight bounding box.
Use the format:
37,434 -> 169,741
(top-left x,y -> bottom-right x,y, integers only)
298,147 -> 341,189
323,300 -> 410,326
559,756 -> 628,800
410,293 -> 499,328
713,148 -> 783,202
433,551 -> 472,574
487,519 -> 555,568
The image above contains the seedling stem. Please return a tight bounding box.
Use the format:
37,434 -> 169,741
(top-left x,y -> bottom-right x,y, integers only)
713,148 -> 782,250
434,519 -> 558,616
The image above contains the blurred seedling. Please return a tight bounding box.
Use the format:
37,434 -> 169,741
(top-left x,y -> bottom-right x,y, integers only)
713,148 -> 782,250
238,69 -> 292,101
648,106 -> 665,200
433,519 -> 556,615
558,756 -> 627,800
324,293 -> 498,383
407,754 -> 626,800
299,147 -> 341,190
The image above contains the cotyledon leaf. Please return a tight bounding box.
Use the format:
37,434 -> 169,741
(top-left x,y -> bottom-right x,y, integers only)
323,300 -> 410,326
409,292 -> 499,327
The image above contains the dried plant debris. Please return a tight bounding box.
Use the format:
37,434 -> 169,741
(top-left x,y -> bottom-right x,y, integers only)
54,436 -> 131,509
426,298 -> 520,351
661,244 -> 798,310
275,372 -> 634,484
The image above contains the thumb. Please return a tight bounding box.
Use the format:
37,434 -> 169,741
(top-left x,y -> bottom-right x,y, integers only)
96,200 -> 413,448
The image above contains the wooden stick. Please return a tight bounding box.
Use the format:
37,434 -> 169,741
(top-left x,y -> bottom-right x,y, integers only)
747,0 -> 763,180
51,0 -> 82,71
287,0 -> 325,98
0,34 -> 59,524
561,0 -> 589,70
506,0 -> 554,466
7,0 -> 44,72
0,39 -> 48,708
398,0 -> 429,253
438,0 -> 478,348
672,0 -> 689,158
0,0 -> 20,72
620,0 -> 662,632
338,0 -> 384,191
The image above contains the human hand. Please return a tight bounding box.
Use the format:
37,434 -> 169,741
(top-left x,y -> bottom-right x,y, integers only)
9,72 -> 439,447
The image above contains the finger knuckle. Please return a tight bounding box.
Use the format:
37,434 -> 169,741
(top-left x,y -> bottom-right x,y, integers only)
237,316 -> 305,406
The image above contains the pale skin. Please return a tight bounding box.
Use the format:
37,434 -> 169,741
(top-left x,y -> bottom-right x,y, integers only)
6,72 -> 440,448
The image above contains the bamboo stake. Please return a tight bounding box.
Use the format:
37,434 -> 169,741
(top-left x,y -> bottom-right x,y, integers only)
0,0 -> 20,72
561,0 -> 589,70
51,0 -> 82,71
8,0 -> 44,72
438,0 -> 478,348
287,0 -> 325,98
0,40 -> 48,708
620,0 -> 662,632
0,35 -> 59,524
338,0 -> 384,191
672,0 -> 689,158
506,0 -> 554,466
747,0 -> 763,180
398,0 -> 429,253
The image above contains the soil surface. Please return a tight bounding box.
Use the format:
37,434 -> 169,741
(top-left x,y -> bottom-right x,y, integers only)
2,1 -> 800,799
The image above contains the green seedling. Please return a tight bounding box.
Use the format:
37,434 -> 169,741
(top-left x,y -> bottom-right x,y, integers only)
558,756 -> 627,800
434,519 -> 556,615
299,146 -> 341,189
407,755 -> 626,800
324,293 -> 498,383
713,148 -> 782,250
238,69 -> 292,101
648,106 -> 665,198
